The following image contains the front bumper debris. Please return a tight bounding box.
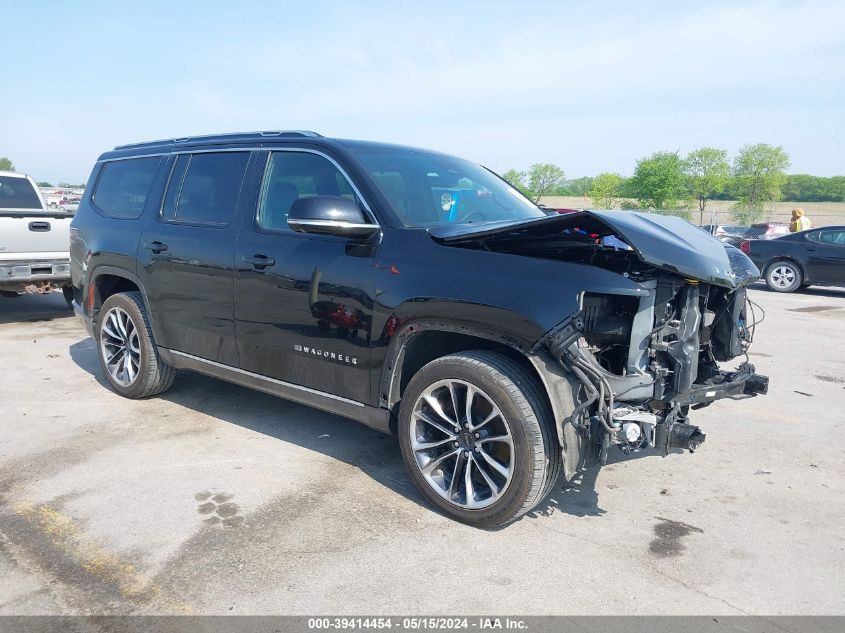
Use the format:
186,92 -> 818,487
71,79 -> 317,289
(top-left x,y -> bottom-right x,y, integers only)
674,363 -> 769,407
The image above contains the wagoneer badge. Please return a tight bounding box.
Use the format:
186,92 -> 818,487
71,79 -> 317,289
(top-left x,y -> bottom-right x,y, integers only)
293,344 -> 358,365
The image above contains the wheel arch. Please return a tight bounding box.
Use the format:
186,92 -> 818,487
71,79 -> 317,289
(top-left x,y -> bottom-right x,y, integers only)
87,266 -> 164,344
380,320 -> 578,464
381,321 -> 530,408
90,266 -> 147,309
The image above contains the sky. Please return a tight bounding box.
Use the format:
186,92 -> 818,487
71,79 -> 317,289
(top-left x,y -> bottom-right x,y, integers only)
2,0 -> 843,184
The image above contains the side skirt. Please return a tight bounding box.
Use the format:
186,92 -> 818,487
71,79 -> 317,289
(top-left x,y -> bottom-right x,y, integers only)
158,348 -> 392,434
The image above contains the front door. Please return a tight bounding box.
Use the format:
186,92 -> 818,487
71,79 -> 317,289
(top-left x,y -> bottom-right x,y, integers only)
234,149 -> 378,402
138,150 -> 255,365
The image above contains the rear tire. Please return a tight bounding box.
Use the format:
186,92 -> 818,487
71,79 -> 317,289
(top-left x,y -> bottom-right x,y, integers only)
398,350 -> 560,528
62,286 -> 74,307
765,261 -> 802,293
95,291 -> 175,398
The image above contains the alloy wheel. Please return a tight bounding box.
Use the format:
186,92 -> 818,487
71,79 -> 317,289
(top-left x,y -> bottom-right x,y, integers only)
769,264 -> 797,290
409,379 -> 514,509
99,307 -> 141,387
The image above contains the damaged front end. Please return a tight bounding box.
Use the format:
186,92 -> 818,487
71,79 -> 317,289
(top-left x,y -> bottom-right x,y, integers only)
431,210 -> 769,469
539,276 -> 767,465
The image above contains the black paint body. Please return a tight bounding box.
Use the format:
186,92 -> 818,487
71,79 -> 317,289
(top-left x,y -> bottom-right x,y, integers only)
69,132 -> 759,434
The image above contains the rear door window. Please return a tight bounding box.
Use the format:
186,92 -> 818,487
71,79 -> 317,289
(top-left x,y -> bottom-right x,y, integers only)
161,152 -> 250,226
93,157 -> 162,218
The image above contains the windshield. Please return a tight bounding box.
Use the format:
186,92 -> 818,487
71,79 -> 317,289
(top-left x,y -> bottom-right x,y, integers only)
0,176 -> 42,210
348,147 -> 545,228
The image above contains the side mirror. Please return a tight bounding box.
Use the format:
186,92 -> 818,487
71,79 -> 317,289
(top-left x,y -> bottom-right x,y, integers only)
287,196 -> 379,238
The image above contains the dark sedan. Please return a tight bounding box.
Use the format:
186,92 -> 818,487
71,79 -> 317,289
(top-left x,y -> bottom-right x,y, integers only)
741,226 -> 845,292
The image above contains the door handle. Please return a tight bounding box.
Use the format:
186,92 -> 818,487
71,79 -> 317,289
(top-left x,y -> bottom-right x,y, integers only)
29,221 -> 51,232
144,241 -> 168,254
242,254 -> 275,269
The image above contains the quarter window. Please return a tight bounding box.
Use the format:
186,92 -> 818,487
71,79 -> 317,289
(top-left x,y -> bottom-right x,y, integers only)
257,151 -> 358,232
93,157 -> 162,219
161,152 -> 250,226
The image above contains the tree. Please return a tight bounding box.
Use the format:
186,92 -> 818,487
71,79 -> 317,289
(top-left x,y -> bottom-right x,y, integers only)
783,174 -> 845,202
628,151 -> 686,211
684,147 -> 730,224
731,143 -> 790,224
525,163 -> 565,204
590,172 -> 624,209
501,168 -> 528,196
36,181 -> 53,187
0,157 -> 14,171
559,176 -> 594,196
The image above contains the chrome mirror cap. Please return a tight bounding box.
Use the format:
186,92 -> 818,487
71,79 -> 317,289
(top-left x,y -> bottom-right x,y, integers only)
288,218 -> 380,238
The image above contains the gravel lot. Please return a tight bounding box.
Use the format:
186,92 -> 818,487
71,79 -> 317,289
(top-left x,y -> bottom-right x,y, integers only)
1,286 -> 843,615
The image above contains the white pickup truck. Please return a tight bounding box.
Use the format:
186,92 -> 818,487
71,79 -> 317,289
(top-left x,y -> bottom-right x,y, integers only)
0,170 -> 74,303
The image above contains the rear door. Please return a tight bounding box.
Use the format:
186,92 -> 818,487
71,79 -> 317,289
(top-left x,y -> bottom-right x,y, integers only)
233,148 -> 378,401
805,230 -> 845,282
137,150 -> 256,365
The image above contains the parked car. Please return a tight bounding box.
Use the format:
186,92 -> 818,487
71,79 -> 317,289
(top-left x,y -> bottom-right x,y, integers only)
59,199 -> 80,213
741,226 -> 845,292
44,192 -> 68,209
701,224 -> 746,237
700,224 -> 752,247
0,170 -> 74,303
747,222 -> 790,240
70,131 -> 768,527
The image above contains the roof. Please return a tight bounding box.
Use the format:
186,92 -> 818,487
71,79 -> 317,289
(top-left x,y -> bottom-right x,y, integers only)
0,170 -> 27,178
113,130 -> 324,151
101,131 -> 454,162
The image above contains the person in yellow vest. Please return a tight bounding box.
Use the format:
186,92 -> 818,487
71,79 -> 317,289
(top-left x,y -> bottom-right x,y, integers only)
789,208 -> 811,232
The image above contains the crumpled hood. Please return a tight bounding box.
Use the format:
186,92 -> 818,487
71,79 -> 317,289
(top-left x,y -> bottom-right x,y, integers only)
428,210 -> 759,289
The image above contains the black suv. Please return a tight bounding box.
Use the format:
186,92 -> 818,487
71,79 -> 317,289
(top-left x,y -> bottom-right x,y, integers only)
70,131 -> 768,527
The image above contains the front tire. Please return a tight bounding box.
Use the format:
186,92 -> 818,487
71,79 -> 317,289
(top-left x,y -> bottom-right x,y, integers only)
765,261 -> 802,293
96,291 -> 175,398
398,351 -> 560,528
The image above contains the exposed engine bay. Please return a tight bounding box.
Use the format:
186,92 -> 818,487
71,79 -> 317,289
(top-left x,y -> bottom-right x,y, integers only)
431,209 -> 769,466
544,277 -> 768,464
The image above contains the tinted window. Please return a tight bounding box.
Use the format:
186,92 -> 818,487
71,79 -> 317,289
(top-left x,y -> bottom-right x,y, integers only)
257,151 -> 358,232
163,152 -> 249,226
93,157 -> 161,218
819,230 -> 845,246
0,175 -> 42,209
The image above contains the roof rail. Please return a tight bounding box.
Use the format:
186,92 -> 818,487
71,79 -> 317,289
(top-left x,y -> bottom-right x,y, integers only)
114,130 -> 323,150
